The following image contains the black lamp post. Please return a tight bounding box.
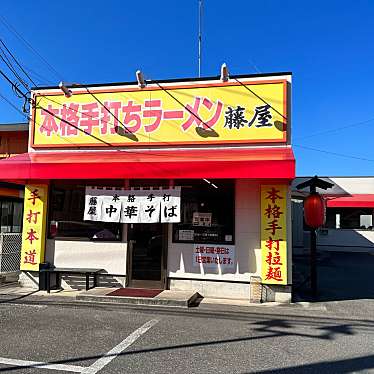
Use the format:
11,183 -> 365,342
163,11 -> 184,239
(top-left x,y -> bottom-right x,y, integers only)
296,176 -> 334,299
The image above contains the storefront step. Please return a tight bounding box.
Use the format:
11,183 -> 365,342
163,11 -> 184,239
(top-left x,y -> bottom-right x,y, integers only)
76,287 -> 202,308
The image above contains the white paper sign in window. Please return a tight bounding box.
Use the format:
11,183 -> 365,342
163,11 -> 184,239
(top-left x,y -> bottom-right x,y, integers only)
192,212 -> 212,227
192,244 -> 235,270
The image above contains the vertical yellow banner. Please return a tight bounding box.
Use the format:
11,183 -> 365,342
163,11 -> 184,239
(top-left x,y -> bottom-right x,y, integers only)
20,185 -> 48,271
261,185 -> 288,285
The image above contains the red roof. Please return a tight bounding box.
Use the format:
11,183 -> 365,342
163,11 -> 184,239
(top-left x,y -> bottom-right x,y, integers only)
0,147 -> 295,180
326,195 -> 374,208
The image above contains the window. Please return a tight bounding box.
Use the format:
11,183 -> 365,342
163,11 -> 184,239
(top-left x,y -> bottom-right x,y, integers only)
325,208 -> 374,230
173,179 -> 235,244
0,199 -> 23,233
49,181 -> 122,241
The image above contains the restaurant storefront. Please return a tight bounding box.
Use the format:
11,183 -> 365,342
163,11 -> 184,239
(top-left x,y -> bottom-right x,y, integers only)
0,72 -> 295,302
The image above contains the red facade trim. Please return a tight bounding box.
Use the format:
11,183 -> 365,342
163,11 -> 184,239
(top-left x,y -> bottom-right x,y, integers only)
326,195 -> 374,208
0,148 -> 295,181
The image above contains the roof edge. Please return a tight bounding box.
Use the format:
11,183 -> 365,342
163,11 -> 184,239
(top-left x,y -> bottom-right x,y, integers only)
31,71 -> 293,91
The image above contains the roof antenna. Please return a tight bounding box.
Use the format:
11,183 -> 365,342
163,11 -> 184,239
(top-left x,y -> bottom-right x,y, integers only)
198,0 -> 203,77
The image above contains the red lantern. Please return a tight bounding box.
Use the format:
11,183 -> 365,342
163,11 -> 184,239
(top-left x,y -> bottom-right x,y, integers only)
304,193 -> 326,229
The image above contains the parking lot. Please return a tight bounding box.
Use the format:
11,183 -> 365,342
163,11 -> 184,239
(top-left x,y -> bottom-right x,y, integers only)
1,296 -> 374,373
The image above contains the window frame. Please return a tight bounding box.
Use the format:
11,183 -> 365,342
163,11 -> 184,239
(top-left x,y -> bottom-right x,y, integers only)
48,180 -> 123,241
0,197 -> 23,233
172,179 -> 235,245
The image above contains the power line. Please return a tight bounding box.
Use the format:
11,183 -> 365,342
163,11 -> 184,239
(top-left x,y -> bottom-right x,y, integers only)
0,67 -> 115,147
0,38 -> 37,87
1,10 -> 208,136
0,45 -> 195,148
0,40 -> 135,138
0,46 -> 30,91
0,37 -> 134,138
0,68 -> 29,99
0,38 -> 54,86
0,31 -> 140,147
34,101 -> 115,147
294,117 -> 374,140
66,76 -> 220,137
0,44 -> 293,154
293,144 -> 374,162
50,76 -> 221,145
144,74 -> 215,130
40,94 -> 190,147
82,86 -> 132,135
0,14 -> 64,81
0,68 -> 204,153
0,32 -> 136,138
0,34 -> 289,145
3,65 -> 374,164
0,17 -> 291,142
0,91 -> 92,147
0,91 -> 249,160
232,76 -> 287,120
0,91 -> 29,119
26,96 -> 374,164
24,66 -> 54,85
248,58 -> 261,74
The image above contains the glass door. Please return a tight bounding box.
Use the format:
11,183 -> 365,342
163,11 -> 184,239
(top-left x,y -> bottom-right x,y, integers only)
127,223 -> 167,289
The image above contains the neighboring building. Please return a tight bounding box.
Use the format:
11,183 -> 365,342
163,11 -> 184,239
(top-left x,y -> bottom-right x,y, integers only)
0,123 -> 28,273
0,122 -> 28,158
0,73 -> 295,302
292,177 -> 374,253
0,123 -> 28,233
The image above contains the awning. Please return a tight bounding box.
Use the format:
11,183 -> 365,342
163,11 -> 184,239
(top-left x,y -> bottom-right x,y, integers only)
326,195 -> 374,208
0,147 -> 295,180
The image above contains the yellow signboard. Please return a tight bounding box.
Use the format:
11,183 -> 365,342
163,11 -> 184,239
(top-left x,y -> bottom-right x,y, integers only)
261,185 -> 288,285
32,79 -> 288,148
20,185 -> 48,271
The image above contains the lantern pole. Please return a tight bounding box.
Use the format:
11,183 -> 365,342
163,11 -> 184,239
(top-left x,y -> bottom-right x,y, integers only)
309,185 -> 317,299
296,176 -> 334,300
310,227 -> 317,298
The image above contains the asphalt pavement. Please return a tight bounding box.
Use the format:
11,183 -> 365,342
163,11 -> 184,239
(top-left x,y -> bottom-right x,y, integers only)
0,295 -> 374,373
293,251 -> 374,302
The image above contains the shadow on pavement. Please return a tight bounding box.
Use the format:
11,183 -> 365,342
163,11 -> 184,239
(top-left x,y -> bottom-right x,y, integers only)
0,315 -> 372,372
0,290 -> 39,304
293,251 -> 374,302
256,354 -> 374,373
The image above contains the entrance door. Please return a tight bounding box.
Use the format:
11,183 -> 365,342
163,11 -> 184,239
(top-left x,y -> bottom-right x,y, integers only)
127,223 -> 167,289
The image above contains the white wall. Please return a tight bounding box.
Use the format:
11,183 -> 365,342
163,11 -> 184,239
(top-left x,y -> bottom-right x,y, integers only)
45,239 -> 128,275
167,179 -> 261,282
328,177 -> 374,195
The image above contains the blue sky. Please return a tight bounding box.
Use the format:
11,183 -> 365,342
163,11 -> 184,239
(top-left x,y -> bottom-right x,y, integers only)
0,0 -> 373,176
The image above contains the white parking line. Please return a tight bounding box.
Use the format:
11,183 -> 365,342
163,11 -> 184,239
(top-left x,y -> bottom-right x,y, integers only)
0,319 -> 159,373
0,357 -> 83,372
82,319 -> 159,374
